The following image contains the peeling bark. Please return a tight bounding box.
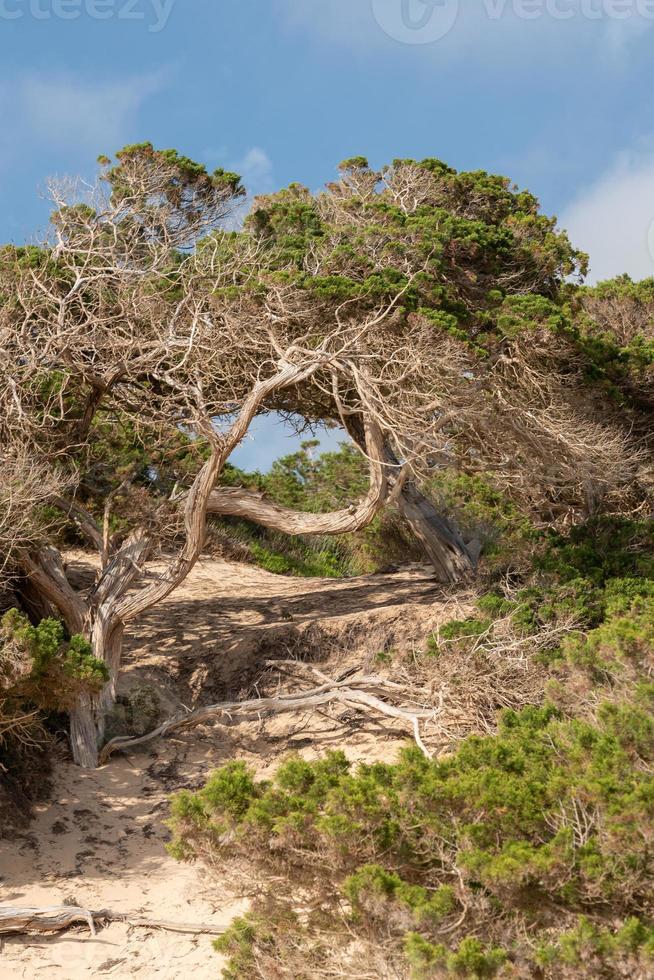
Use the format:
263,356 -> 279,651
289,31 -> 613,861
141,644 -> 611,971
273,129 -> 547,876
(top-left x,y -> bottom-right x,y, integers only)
20,547 -> 87,634
69,694 -> 101,770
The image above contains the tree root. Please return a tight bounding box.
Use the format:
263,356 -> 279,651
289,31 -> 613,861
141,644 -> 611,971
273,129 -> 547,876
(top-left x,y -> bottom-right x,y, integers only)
0,905 -> 224,937
99,671 -> 439,765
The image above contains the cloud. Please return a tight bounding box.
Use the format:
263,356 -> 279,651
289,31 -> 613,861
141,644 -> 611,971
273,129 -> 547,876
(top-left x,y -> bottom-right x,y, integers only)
238,147 -> 275,193
275,0 -> 654,66
560,146 -> 654,283
14,70 -> 166,152
0,69 -> 167,174
203,145 -> 274,195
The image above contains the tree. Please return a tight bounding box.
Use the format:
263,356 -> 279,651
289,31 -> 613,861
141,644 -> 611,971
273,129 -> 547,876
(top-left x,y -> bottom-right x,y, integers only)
0,146 -> 457,767
204,157 -> 643,559
1,148 -> 643,768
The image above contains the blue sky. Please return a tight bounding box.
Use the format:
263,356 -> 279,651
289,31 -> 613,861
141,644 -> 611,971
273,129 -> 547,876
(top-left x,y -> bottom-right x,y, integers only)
3,0 -> 654,466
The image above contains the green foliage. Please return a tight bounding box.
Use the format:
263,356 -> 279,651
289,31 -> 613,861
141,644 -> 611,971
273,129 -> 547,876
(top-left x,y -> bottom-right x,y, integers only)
424,471 -> 535,569
496,293 -> 569,338
102,142 -> 245,205
211,441 -> 539,581
242,156 -> 585,382
338,156 -> 370,171
537,915 -> 654,972
570,275 -> 654,405
0,609 -> 108,710
405,935 -> 508,979
564,601 -> 654,681
170,699 -> 654,974
536,517 -> 654,587
346,865 -> 457,929
210,440 -> 422,578
170,513 -> 654,977
213,915 -> 261,978
0,611 -> 107,823
439,618 -> 490,642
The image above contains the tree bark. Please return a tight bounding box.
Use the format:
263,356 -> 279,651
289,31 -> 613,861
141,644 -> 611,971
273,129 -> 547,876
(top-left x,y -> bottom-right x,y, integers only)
20,547 -> 87,634
69,363 -> 324,767
345,418 -> 479,584
396,482 -> 479,584
0,905 -> 225,937
206,416 -> 388,536
69,694 -> 102,769
67,616 -> 125,768
16,367 -> 412,767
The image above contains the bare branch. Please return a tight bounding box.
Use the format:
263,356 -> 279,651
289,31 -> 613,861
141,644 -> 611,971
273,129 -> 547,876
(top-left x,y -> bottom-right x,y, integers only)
99,673 -> 438,765
0,906 -> 224,938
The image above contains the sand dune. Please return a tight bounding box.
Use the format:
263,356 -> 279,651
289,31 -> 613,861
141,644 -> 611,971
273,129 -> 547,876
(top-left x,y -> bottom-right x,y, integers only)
0,558 -> 457,978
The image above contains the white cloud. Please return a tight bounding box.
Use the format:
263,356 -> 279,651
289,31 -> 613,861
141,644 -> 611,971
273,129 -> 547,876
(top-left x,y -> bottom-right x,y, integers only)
0,69 -> 167,172
275,0 -> 654,66
560,147 -> 654,283
238,147 -> 275,194
203,145 -> 275,197
15,70 -> 166,151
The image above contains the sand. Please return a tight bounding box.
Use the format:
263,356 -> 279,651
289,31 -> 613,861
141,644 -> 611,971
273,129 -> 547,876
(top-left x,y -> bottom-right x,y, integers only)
0,558 -> 458,978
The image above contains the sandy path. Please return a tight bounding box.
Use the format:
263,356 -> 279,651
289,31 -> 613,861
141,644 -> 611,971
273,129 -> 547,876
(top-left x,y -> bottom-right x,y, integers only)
0,559 -> 455,978
0,748 -> 246,978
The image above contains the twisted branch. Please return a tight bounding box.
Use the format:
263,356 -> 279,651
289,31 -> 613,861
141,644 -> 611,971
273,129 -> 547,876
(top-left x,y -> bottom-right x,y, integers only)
99,672 -> 438,765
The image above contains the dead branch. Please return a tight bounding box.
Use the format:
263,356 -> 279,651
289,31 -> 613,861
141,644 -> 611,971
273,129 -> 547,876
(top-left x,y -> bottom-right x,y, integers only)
0,905 -> 224,937
99,674 -> 438,765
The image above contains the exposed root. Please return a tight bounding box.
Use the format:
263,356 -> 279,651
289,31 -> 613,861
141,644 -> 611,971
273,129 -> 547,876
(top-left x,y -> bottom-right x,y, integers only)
99,671 -> 438,765
0,905 -> 224,937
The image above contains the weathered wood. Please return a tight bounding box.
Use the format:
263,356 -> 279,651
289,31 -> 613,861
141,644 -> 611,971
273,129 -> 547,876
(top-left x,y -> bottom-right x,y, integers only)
0,906 -> 98,936
0,905 -> 223,937
397,482 -> 479,584
345,417 -> 479,584
206,418 -> 387,536
99,674 -> 437,764
65,362 -> 332,768
21,547 -> 87,635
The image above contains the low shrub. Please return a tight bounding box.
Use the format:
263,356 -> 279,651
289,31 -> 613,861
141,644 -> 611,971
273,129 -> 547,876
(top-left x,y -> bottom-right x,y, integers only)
169,517 -> 654,978
0,609 -> 108,828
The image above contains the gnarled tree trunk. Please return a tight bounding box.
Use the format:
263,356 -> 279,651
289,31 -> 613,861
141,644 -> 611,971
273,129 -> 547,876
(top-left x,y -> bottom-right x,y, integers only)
345,417 -> 479,584
396,482 -> 479,584
69,619 -> 125,768
69,695 -> 102,769
20,362 -> 369,769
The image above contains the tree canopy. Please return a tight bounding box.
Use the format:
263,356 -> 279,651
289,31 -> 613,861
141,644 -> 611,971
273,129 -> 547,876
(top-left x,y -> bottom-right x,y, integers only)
1,146 -> 651,767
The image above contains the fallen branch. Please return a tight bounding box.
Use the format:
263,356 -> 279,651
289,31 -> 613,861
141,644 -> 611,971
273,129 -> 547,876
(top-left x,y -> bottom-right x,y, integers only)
99,673 -> 438,765
0,905 -> 224,937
